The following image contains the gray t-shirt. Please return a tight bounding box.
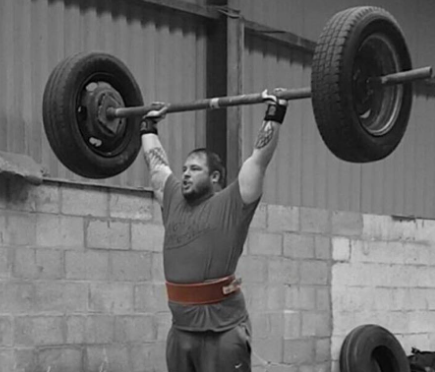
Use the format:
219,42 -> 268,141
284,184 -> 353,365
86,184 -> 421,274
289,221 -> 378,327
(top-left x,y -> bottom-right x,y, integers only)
162,174 -> 260,331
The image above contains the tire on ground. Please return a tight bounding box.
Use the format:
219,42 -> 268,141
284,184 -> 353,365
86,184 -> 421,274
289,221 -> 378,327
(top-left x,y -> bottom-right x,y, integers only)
340,324 -> 411,372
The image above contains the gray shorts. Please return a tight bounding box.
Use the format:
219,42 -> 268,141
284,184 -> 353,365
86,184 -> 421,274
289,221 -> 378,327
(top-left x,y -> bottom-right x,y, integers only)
166,319 -> 252,372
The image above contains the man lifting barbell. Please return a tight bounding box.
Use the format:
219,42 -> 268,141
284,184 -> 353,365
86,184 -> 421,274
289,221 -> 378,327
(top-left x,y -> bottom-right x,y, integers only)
140,91 -> 288,372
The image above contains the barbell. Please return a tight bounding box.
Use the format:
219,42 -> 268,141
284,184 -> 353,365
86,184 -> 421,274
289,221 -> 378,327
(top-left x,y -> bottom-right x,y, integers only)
42,6 -> 433,179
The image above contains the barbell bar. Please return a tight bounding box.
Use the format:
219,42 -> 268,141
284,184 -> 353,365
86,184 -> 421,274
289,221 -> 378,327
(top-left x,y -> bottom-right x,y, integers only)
106,66 -> 432,120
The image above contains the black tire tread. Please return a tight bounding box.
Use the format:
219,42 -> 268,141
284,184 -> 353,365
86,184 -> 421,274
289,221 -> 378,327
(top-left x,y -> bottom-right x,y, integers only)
311,7 -> 412,162
43,53 -> 143,178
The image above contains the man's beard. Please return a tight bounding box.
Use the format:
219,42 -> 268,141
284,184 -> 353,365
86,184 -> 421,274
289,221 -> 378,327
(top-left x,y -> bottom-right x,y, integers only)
183,181 -> 213,203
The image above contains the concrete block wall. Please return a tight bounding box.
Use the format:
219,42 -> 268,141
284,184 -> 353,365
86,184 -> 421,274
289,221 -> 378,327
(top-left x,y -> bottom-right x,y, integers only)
1,177 -> 433,372
0,177 -> 334,372
242,204 -> 333,372
331,214 -> 435,372
0,178 -> 167,372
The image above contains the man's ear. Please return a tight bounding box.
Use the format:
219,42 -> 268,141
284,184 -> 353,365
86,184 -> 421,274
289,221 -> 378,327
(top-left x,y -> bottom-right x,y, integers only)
210,170 -> 220,185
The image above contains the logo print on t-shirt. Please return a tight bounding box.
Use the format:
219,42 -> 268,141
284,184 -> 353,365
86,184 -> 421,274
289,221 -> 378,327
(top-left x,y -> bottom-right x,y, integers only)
165,207 -> 212,248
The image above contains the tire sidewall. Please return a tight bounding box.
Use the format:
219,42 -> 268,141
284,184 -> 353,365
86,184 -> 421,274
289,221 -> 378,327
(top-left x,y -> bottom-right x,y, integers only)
339,10 -> 413,154
340,325 -> 410,372
47,53 -> 143,178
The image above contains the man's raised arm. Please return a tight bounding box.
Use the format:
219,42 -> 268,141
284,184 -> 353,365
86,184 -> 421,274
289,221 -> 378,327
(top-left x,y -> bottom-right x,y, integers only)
141,112 -> 172,206
238,92 -> 288,204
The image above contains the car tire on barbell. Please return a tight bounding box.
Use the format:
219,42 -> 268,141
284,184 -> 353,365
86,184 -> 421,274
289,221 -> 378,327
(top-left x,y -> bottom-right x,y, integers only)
311,6 -> 413,163
42,52 -> 143,178
340,324 -> 410,372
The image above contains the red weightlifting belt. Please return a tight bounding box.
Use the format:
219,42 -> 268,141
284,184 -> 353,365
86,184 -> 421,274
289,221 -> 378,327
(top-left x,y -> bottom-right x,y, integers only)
166,275 -> 241,305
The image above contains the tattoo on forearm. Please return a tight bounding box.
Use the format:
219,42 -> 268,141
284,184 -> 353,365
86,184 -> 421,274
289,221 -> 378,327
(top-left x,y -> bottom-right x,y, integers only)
254,122 -> 274,149
144,148 -> 169,169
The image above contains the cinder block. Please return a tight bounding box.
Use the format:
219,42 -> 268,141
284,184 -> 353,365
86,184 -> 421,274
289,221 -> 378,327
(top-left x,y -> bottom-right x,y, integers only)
85,315 -> 115,343
408,312 -> 435,333
14,316 -> 64,346
110,251 -> 152,281
37,347 -> 83,372
315,313 -> 331,337
268,257 -> 298,284
363,214 -> 418,241
243,284 -> 268,312
300,261 -> 329,285
331,336 -> 344,362
316,287 -> 331,311
0,350 -> 13,372
0,248 -> 10,278
237,255 -> 268,283
315,236 -> 331,260
316,362 -> 332,372
283,339 -> 315,364
66,316 -> 85,344
283,234 -> 315,259
86,218 -> 130,250
7,179 -> 36,212
286,286 -> 316,310
350,240 -> 402,265
267,204 -> 299,232
5,179 -> 60,213
332,211 -> 362,237
264,365 -> 299,372
89,283 -> 133,313
129,344 -> 154,372
115,315 -> 155,342
109,191 -> 153,220
402,242 -> 433,266
34,282 -> 88,313
12,348 -> 37,372
283,311 -> 301,340
332,237 -> 352,262
300,208 -> 329,234
155,312 -> 172,341
249,231 -> 282,256
13,248 -> 63,279
252,337 -> 283,364
85,345 -> 130,372
61,186 -> 108,217
65,250 -> 110,280
134,283 -> 168,313
251,313 -> 271,339
131,222 -> 164,252
302,312 -> 317,337
415,218 -> 435,243
28,183 -> 60,213
0,282 -> 34,314
3,212 -> 36,246
0,317 -> 12,346
299,365 -> 315,372
267,285 -> 287,310
36,214 -> 84,248
149,340 -> 168,372
251,203 -> 267,229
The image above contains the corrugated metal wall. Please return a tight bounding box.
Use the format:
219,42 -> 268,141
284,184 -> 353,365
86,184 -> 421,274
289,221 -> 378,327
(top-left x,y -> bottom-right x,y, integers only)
2,0 -> 435,218
241,0 -> 435,218
0,0 -> 207,187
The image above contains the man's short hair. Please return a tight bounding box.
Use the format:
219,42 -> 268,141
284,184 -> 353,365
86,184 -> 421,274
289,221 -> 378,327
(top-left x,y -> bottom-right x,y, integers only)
188,148 -> 226,188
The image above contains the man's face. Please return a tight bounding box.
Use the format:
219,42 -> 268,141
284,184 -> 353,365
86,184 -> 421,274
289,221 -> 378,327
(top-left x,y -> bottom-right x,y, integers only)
182,153 -> 214,202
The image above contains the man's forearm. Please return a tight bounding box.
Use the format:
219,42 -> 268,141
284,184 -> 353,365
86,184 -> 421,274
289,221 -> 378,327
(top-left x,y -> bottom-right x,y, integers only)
142,134 -> 170,170
251,120 -> 281,168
